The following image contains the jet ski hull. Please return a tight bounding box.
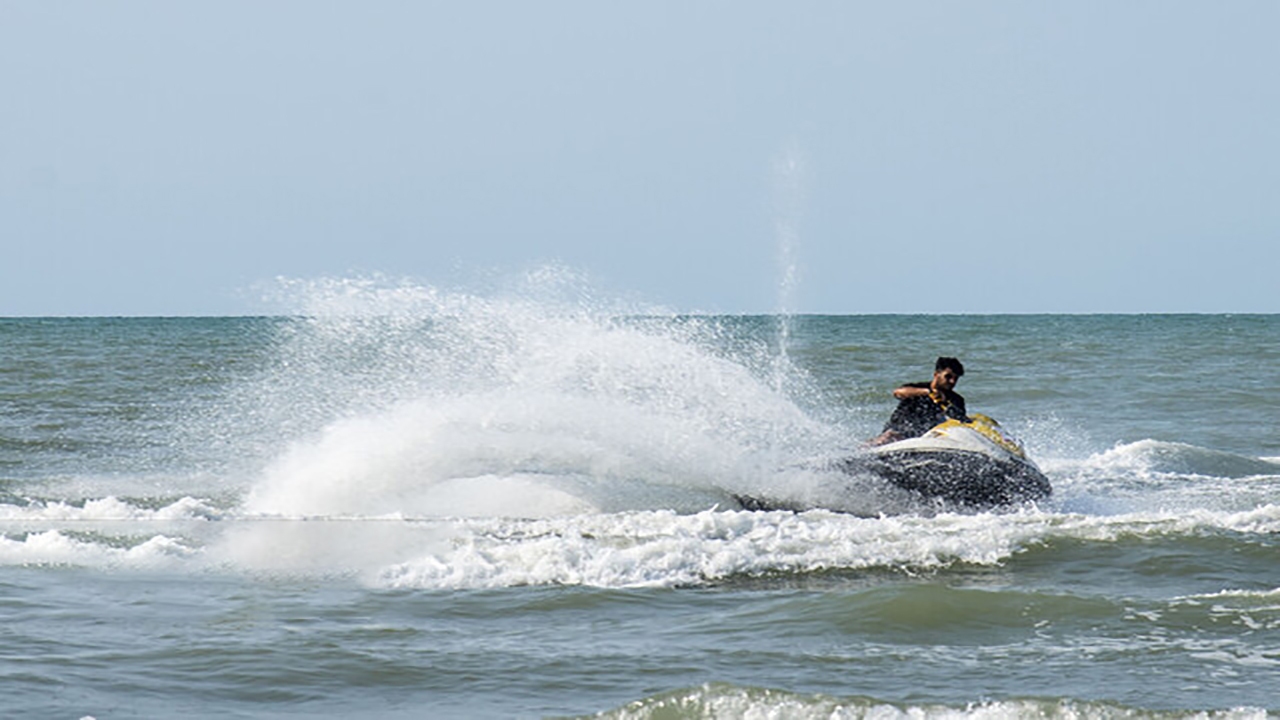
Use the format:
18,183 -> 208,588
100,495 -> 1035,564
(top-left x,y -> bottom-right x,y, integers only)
833,447 -> 1051,508
849,415 -> 1051,508
732,415 -> 1050,513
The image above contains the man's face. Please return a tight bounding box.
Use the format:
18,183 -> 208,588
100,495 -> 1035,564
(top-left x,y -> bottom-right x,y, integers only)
932,368 -> 960,392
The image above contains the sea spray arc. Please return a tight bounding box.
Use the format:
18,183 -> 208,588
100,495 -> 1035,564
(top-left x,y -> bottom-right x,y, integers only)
239,274 -> 1055,520
239,274 -> 839,519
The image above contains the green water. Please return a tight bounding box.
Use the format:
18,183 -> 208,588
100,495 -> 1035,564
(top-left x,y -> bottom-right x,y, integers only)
1,313 -> 1277,717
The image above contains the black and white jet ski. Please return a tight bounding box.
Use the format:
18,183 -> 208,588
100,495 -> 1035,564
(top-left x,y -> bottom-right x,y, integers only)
734,414 -> 1050,513
835,414 -> 1051,508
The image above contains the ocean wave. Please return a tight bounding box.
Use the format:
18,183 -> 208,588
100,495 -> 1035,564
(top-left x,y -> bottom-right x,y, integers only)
0,530 -> 198,567
1039,440 -> 1280,517
1169,587 -> 1280,632
370,504 -> 1280,590
373,508 -> 1027,590
0,496 -> 223,522
2,497 -> 1275,585
0,496 -> 217,568
1048,439 -> 1280,481
1181,587 -> 1280,602
581,683 -> 1271,719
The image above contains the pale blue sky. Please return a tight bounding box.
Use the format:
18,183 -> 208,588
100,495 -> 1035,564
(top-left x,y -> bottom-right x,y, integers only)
3,2 -> 1277,316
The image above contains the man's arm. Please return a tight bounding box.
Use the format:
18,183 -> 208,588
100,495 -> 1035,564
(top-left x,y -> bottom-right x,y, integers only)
867,429 -> 904,446
892,384 -> 931,400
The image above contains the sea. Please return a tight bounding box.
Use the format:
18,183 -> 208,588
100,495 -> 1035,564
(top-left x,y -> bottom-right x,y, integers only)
2,279 -> 1278,719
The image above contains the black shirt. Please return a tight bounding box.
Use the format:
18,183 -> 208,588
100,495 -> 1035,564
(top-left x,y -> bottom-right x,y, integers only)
881,382 -> 968,439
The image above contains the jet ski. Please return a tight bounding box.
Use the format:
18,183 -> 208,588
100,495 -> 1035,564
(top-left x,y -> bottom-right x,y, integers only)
733,414 -> 1050,513
834,414 -> 1051,508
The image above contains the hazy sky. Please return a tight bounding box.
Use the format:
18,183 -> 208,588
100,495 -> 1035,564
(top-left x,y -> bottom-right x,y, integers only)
3,2 -> 1278,316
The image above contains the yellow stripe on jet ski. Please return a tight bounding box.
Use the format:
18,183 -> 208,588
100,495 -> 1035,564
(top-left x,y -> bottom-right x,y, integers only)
928,413 -> 1028,459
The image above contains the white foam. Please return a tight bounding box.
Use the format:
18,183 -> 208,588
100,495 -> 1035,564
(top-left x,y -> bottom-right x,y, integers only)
238,280 -> 833,520
0,530 -> 197,568
0,496 -> 221,522
1182,587 -> 1280,601
373,508 -> 1034,590
239,390 -> 775,518
0,496 -> 216,569
1055,439 -> 1280,481
359,502 -> 1280,590
3,499 -> 1277,583
594,683 -> 1271,719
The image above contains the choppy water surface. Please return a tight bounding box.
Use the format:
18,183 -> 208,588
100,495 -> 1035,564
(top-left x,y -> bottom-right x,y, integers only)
1,281 -> 1277,718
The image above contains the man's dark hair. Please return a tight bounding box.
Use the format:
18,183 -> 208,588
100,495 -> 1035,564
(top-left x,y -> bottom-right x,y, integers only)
935,356 -> 965,377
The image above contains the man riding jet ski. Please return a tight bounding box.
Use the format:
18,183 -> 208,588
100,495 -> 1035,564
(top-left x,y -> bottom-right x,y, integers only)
734,358 -> 1050,513
869,356 -> 969,447
856,357 -> 1050,507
